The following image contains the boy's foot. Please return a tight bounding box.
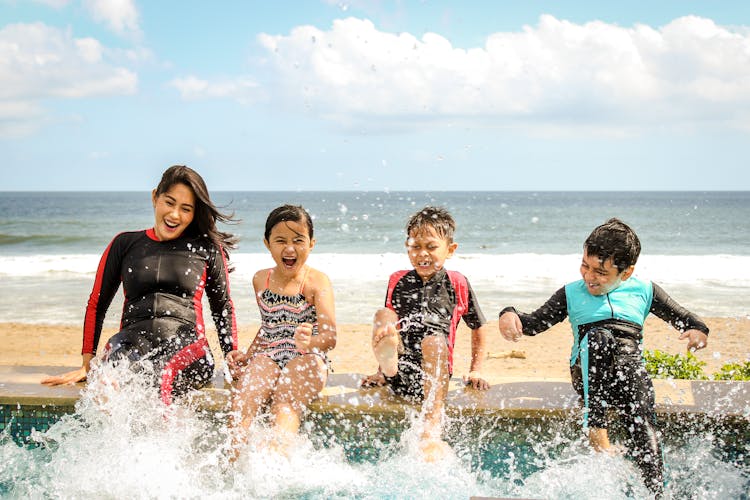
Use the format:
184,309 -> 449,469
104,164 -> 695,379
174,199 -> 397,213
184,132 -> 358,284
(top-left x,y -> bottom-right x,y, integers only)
360,371 -> 386,388
418,438 -> 453,462
373,323 -> 399,377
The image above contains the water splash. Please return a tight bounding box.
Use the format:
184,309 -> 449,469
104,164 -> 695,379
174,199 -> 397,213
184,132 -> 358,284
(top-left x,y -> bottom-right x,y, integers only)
0,365 -> 748,498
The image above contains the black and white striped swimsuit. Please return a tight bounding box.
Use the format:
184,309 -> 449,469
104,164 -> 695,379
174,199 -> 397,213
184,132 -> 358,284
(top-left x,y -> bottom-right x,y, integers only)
254,269 -> 323,369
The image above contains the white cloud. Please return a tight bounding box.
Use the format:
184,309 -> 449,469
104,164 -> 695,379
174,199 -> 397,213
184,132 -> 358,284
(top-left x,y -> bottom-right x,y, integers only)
170,75 -> 262,105
82,0 -> 140,38
257,15 -> 750,132
0,22 -> 137,136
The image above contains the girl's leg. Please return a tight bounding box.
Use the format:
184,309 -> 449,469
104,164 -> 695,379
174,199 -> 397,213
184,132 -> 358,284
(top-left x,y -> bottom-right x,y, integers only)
418,335 -> 451,461
269,354 -> 327,444
230,355 -> 281,454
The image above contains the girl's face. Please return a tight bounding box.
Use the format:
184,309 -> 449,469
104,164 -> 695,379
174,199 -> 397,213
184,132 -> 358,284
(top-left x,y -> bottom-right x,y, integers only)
264,220 -> 315,275
151,183 -> 195,242
579,249 -> 634,296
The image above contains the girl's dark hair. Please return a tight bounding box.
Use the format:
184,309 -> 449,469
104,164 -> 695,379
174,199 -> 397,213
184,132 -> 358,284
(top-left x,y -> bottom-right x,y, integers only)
584,218 -> 641,272
154,165 -> 237,252
264,205 -> 314,241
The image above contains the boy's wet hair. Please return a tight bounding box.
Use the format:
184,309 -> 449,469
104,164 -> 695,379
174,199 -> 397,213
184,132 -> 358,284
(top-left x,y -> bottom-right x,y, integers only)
264,204 -> 314,241
584,218 -> 641,272
406,206 -> 455,242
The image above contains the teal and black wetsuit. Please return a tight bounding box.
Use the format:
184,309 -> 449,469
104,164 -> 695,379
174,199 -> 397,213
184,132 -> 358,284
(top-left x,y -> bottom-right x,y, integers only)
500,277 -> 709,494
83,228 -> 238,404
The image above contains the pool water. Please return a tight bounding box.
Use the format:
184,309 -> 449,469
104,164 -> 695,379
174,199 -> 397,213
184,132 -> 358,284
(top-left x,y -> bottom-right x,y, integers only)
1,367 -> 749,499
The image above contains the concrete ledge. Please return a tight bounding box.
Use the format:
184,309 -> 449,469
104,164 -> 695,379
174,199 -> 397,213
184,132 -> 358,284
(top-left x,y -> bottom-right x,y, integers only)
1,365 -> 748,420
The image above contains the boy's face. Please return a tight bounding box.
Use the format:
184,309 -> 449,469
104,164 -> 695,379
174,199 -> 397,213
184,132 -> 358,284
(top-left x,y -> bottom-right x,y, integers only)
580,249 -> 634,296
406,226 -> 457,282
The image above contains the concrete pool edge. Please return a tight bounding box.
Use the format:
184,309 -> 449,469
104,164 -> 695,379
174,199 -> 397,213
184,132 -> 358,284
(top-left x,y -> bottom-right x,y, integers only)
1,365 -> 748,420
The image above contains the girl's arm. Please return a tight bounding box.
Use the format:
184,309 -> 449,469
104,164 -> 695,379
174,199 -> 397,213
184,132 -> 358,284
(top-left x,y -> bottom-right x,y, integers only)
300,268 -> 337,353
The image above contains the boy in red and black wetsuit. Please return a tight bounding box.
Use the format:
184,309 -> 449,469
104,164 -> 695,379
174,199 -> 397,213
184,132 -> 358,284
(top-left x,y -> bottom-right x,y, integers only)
361,206 -> 489,462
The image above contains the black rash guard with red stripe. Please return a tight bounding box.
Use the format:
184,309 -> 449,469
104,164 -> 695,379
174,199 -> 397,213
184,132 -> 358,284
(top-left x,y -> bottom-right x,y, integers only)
83,228 -> 238,404
383,268 -> 485,399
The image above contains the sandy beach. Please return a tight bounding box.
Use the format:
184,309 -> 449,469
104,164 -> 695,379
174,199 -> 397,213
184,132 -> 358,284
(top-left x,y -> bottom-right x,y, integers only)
2,317 -> 747,383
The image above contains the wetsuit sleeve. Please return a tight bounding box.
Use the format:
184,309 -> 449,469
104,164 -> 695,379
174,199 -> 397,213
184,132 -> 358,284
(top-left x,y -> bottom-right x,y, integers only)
205,245 -> 238,355
649,283 -> 709,335
82,235 -> 126,355
500,287 -> 568,336
462,278 -> 486,329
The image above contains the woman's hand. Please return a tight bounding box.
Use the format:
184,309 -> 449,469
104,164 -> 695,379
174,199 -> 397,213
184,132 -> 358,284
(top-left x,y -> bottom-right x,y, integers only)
41,353 -> 94,386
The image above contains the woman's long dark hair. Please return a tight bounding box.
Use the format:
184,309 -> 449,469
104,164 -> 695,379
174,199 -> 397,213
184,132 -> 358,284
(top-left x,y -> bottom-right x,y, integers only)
154,165 -> 238,253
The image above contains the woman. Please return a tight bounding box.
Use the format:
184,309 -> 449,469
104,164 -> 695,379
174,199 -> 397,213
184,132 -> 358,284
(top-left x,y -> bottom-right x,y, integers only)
42,165 -> 239,405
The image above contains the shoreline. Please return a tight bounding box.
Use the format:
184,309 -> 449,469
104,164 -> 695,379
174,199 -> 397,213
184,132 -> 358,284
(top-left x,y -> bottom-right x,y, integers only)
2,317 -> 748,382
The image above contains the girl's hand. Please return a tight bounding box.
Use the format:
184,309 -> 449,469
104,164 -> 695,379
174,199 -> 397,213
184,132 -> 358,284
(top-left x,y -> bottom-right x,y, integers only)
225,350 -> 249,378
294,322 -> 314,352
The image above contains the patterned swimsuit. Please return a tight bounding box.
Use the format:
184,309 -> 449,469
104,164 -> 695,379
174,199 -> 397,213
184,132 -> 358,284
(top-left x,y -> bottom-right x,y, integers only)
253,269 -> 324,369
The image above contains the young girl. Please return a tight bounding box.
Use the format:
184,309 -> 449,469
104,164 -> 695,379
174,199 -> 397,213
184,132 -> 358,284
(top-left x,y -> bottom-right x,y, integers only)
227,204 -> 336,455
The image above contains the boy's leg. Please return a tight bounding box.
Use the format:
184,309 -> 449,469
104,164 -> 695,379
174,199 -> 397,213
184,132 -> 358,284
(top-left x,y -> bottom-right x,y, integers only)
230,355 -> 281,454
571,326 -> 617,450
269,354 -> 328,447
419,335 -> 451,461
372,308 -> 400,377
614,353 -> 664,496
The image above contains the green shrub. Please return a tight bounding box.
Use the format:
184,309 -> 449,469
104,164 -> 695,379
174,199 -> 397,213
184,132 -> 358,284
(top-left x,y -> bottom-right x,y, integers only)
643,349 -> 707,380
713,361 -> 750,381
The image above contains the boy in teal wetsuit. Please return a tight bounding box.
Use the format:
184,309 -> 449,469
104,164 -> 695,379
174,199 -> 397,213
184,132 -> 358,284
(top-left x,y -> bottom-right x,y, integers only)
498,218 -> 709,496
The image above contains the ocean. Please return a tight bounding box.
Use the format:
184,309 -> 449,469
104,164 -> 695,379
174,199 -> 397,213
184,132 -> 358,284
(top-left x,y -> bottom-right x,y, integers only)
0,191 -> 748,326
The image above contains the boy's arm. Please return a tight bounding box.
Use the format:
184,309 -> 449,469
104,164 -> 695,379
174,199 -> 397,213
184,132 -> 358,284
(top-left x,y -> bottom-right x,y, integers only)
499,287 -> 568,337
650,283 -> 709,351
465,324 -> 489,390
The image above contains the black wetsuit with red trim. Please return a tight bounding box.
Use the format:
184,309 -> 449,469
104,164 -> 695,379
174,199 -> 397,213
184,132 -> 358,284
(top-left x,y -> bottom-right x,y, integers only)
383,268 -> 485,400
83,228 -> 238,404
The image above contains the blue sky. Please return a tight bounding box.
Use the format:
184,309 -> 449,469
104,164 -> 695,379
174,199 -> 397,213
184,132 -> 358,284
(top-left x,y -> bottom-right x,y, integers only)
2,0 -> 749,191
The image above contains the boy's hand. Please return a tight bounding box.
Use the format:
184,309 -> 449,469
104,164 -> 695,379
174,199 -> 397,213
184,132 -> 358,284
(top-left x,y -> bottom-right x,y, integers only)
498,311 -> 523,342
294,322 -> 314,352
680,329 -> 708,352
463,371 -> 489,390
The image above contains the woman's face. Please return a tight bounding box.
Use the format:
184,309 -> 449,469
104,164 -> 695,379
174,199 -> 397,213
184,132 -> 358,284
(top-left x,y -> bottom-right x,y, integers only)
151,183 -> 195,241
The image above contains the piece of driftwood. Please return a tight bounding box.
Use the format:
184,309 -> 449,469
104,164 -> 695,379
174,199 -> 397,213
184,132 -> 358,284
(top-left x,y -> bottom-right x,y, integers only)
486,350 -> 527,360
